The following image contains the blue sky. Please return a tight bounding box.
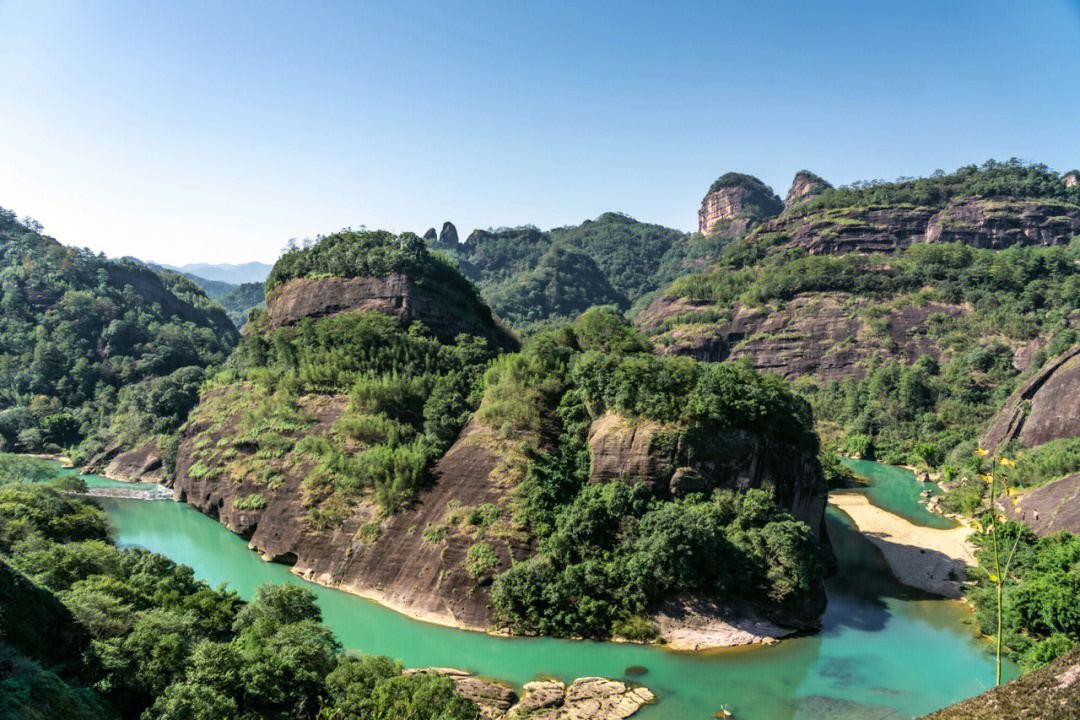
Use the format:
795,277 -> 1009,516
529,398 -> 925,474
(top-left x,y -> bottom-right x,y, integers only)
1,1 -> 1078,264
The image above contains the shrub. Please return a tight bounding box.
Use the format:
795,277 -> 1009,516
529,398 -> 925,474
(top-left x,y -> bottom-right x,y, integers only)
464,542 -> 500,580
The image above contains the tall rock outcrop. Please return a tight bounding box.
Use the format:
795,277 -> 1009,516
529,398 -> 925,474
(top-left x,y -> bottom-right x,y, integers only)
784,170 -> 831,211
698,173 -> 783,236
982,344 -> 1080,450
439,221 -> 459,246
422,227 -> 437,241
1066,171 -> 1079,189
175,411 -> 532,631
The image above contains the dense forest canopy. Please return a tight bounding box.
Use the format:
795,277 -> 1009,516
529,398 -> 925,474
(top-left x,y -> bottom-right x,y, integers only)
0,208 -> 239,463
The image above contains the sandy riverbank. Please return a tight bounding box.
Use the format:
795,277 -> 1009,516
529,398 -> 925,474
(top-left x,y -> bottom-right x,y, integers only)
830,493 -> 975,598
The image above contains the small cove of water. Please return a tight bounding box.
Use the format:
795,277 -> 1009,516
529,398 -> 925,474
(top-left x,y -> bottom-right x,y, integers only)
86,466 -> 1015,719
839,458 -> 957,530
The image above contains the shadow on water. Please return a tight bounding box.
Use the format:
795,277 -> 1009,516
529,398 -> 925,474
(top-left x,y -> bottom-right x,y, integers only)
820,507 -> 931,636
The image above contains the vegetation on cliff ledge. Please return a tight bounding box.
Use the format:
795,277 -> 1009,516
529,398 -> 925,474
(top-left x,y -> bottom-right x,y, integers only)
657,238 -> 1080,466
795,159 -> 1080,215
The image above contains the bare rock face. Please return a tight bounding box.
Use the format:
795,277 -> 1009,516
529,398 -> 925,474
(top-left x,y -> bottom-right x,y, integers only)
982,344 -> 1080,449
439,221 -> 459,246
761,197 -> 1080,256
1065,171 -> 1079,189
85,441 -> 164,483
698,174 -> 783,236
1003,473 -> 1080,536
925,197 -> 1080,249
587,412 -> 829,546
784,170 -> 831,211
636,293 -> 965,382
174,412 -> 532,630
760,206 -> 936,255
264,274 -> 514,349
423,227 -> 438,241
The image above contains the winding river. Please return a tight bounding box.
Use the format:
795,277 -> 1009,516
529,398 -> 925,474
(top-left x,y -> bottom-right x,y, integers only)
74,464 -> 1015,719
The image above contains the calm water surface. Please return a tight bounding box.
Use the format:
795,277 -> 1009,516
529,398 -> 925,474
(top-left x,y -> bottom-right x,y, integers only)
840,458 -> 958,530
84,460 -> 1015,719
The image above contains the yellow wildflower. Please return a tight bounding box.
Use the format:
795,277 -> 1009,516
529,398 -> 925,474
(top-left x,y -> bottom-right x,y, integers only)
975,448 -> 989,457
1000,457 -> 1016,467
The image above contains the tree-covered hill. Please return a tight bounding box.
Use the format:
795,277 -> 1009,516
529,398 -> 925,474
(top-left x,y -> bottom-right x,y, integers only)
0,207 -> 239,463
432,213 -> 718,329
218,281 -> 265,328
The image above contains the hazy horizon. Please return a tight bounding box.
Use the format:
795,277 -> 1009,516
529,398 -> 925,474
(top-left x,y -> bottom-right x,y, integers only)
2,0 -> 1079,264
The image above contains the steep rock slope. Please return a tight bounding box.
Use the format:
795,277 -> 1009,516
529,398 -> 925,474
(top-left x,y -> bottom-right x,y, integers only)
761,197 -> 1080,255
1003,472 -> 1080,536
982,344 -> 1080,450
176,409 -> 530,629
265,273 -> 510,347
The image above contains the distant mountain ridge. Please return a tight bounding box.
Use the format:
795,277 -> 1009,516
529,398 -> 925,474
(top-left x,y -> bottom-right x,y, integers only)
159,260 -> 273,285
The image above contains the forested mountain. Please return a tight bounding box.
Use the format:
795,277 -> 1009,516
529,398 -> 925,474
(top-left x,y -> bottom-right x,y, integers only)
431,213 -> 720,329
0,208 -> 239,463
218,281 -> 265,328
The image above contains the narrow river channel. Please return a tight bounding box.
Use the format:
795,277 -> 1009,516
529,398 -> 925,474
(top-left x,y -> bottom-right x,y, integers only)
70,459 -> 1016,719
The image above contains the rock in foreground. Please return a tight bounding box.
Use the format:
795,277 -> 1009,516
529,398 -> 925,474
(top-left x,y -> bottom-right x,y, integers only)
406,670 -> 655,720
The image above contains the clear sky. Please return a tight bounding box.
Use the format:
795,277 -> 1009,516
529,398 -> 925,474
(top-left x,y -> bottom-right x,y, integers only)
1,1 -> 1078,265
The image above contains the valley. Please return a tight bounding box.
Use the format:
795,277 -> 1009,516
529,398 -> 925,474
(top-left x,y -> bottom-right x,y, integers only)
3,159 -> 1080,718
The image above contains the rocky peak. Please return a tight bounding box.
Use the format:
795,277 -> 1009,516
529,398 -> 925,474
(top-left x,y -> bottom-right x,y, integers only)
698,172 -> 783,236
422,227 -> 437,241
784,170 -> 831,211
1066,171 -> 1079,189
438,221 -> 459,246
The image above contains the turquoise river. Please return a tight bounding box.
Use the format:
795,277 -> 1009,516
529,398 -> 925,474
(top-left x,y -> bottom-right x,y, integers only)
73,463 -> 1015,719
